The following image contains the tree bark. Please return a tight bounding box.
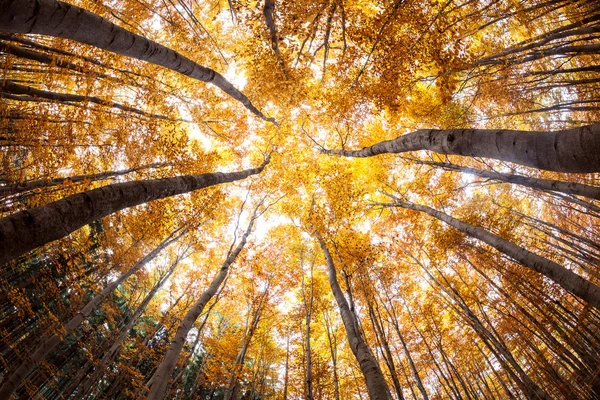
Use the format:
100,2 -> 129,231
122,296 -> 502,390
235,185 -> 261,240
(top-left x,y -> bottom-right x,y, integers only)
146,209 -> 259,400
1,81 -> 178,121
385,199 -> 600,309
0,231 -> 182,399
0,162 -> 172,197
412,159 -> 600,200
322,123 -> 600,173
0,155 -> 270,265
316,234 -> 392,400
0,0 -> 275,123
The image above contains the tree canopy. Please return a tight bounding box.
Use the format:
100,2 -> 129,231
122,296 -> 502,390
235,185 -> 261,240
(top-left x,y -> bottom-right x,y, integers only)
1,0 -> 600,399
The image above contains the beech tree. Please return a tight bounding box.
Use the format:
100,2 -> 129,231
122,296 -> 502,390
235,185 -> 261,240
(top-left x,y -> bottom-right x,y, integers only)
1,0 -> 600,398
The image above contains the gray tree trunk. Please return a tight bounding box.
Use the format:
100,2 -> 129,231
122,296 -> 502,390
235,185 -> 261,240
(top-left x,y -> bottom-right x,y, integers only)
322,123 -> 600,173
146,209 -> 259,400
317,234 -> 392,400
412,159 -> 600,200
386,199 -> 600,309
0,156 -> 270,265
0,0 -> 275,123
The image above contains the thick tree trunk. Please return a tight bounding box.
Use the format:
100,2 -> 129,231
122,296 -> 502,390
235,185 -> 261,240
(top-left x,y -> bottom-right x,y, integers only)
317,235 -> 392,400
146,211 -> 258,400
0,0 -> 275,123
387,199 -> 600,309
0,155 -> 269,265
0,232 -> 182,399
322,123 -> 600,173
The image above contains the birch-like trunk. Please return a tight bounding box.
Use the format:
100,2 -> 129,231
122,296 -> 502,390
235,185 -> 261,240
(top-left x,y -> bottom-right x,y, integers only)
323,123 -> 600,173
0,231 -> 182,398
146,212 -> 258,400
0,156 -> 269,265
387,199 -> 600,309
317,235 -> 392,400
0,0 -> 274,123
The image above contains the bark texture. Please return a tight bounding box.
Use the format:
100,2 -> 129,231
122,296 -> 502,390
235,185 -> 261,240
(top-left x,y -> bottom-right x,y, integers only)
0,156 -> 269,265
388,200 -> 600,310
323,123 -> 600,173
146,213 -> 257,400
317,234 -> 392,400
0,0 -> 275,123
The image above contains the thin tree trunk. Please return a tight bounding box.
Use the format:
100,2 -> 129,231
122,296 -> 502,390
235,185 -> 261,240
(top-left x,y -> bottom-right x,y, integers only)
75,248 -> 187,399
0,230 -> 183,398
223,283 -> 269,400
0,0 -> 275,123
146,206 -> 260,400
1,81 -> 178,121
0,155 -> 270,265
316,234 -> 392,400
411,159 -> 600,200
383,199 -> 600,309
302,257 -> 314,400
323,123 -> 600,173
0,162 -> 172,197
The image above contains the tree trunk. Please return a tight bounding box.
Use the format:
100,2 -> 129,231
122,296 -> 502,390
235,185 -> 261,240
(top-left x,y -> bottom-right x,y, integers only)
0,231 -> 183,399
0,155 -> 270,265
386,199 -> 600,310
0,162 -> 172,197
75,249 -> 186,399
1,81 -> 177,121
412,159 -> 600,200
322,123 -> 600,173
146,209 -> 259,400
223,283 -> 269,400
302,258 -> 314,400
316,234 -> 392,400
0,0 -> 275,123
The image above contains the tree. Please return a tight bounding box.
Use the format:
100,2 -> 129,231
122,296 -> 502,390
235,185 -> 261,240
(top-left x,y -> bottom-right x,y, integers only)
2,0 -> 600,399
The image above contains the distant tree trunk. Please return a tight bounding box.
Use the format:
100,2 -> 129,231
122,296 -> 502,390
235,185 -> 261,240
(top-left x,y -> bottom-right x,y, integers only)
0,0 -> 275,123
0,162 -> 172,197
323,311 -> 340,400
0,155 -> 270,265
384,199 -> 600,310
146,208 -> 260,400
283,336 -> 290,400
367,303 -> 406,400
223,283 -> 270,400
75,248 -> 187,399
0,230 -> 183,399
410,159 -> 600,200
1,81 -> 178,121
302,256 -> 314,400
316,234 -> 392,400
323,123 -> 600,173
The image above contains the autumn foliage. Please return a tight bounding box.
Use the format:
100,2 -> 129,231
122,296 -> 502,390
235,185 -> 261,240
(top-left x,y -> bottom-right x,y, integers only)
1,0 -> 600,399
